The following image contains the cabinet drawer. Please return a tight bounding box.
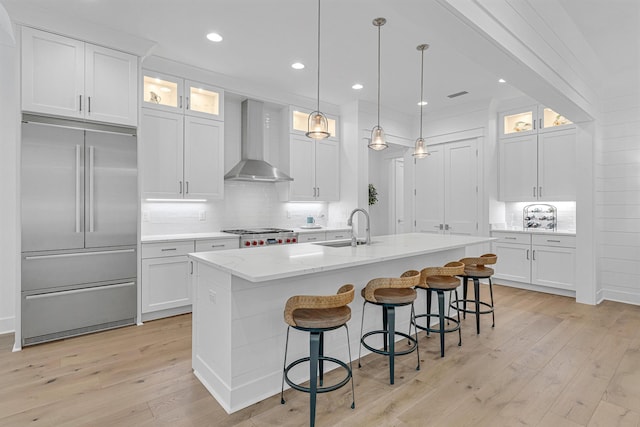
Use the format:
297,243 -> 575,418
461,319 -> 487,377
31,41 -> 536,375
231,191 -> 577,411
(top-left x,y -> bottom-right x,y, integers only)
491,232 -> 531,245
298,232 -> 326,243
141,241 -> 194,258
195,238 -> 239,252
532,234 -> 576,248
326,230 -> 351,240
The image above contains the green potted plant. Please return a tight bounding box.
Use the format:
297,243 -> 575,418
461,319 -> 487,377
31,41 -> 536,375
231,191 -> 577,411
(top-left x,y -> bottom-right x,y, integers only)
368,184 -> 378,206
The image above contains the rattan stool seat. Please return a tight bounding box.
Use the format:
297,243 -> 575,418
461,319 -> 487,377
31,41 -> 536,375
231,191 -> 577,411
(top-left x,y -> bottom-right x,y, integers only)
292,306 -> 351,329
462,265 -> 495,278
361,287 -> 417,304
423,275 -> 460,290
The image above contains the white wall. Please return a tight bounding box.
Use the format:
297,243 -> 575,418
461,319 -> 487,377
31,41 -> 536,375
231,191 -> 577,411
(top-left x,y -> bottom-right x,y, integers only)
0,9 -> 18,336
596,94 -> 640,305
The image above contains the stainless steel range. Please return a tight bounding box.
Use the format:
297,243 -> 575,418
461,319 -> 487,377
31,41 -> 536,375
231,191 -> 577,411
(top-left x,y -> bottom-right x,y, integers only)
222,228 -> 298,248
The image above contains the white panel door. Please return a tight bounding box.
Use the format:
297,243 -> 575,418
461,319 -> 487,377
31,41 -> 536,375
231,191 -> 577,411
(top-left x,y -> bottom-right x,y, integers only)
492,242 -> 531,282
289,135 -> 316,201
184,117 -> 224,200
394,159 -> 405,234
445,139 -> 477,235
140,109 -> 184,198
21,27 -> 84,119
537,128 -> 576,201
85,44 -> 138,126
141,256 -> 191,313
414,145 -> 444,233
531,245 -> 575,290
315,139 -> 339,201
499,134 -> 537,201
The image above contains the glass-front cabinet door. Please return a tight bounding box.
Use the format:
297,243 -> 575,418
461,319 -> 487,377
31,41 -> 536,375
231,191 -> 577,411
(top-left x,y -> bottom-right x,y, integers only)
499,105 -> 536,138
185,81 -> 224,120
540,107 -> 573,133
143,71 -> 183,112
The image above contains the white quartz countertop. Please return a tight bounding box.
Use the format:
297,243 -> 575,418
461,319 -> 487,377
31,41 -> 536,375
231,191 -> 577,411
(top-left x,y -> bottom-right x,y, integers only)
491,229 -> 576,236
293,226 -> 351,233
141,232 -> 237,243
189,232 -> 494,282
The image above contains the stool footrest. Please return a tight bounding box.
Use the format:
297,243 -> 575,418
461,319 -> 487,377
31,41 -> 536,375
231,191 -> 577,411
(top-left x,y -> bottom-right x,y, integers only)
413,313 -> 460,334
284,356 -> 352,394
361,330 -> 417,357
451,299 -> 494,315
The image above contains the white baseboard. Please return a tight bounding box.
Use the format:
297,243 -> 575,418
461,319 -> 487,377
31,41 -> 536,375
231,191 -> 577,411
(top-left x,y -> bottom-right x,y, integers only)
493,279 -> 576,298
0,316 -> 14,335
602,289 -> 640,306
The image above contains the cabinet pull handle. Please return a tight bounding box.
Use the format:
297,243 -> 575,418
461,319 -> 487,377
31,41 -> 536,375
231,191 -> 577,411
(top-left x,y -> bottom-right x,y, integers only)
526,249 -> 530,260
186,96 -> 190,110
88,96 -> 91,113
179,96 -> 183,109
533,186 -> 537,197
547,239 -> 561,243
539,118 -> 543,129
504,237 -> 516,240
444,224 -> 450,231
179,181 -> 183,194
186,181 -> 189,194
210,244 -> 225,248
79,95 -> 82,112
190,261 -> 193,275
532,250 -> 536,260
161,248 -> 177,251
334,235 -> 344,238
539,186 -> 542,197
317,187 -> 320,197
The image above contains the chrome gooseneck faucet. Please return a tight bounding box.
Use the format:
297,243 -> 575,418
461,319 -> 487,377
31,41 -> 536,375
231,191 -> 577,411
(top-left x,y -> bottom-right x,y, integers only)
347,208 -> 371,246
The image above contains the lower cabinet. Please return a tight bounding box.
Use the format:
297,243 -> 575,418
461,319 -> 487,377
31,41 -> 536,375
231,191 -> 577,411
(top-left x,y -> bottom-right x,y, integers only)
297,229 -> 351,243
141,237 -> 238,320
491,231 -> 576,292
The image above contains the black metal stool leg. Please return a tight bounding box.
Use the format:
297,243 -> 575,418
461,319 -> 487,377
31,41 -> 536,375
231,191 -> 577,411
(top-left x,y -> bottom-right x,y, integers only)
489,277 -> 495,327
281,326 -> 291,404
437,290 -> 446,357
309,331 -> 320,427
382,306 -> 388,352
474,278 -> 481,334
455,289 -> 462,346
358,301 -> 366,368
463,277 -> 468,319
318,331 -> 324,387
412,303 -> 420,371
387,305 -> 396,385
426,289 -> 432,336
344,325 -> 355,409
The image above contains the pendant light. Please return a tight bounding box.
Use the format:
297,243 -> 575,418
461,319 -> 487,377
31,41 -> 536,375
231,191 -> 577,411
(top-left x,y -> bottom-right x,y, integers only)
413,43 -> 430,158
369,17 -> 388,151
306,0 -> 330,139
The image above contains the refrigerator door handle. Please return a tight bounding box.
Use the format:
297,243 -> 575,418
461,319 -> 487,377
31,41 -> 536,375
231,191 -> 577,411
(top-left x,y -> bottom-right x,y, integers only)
89,145 -> 95,232
75,144 -> 81,233
25,282 -> 136,300
24,248 -> 136,260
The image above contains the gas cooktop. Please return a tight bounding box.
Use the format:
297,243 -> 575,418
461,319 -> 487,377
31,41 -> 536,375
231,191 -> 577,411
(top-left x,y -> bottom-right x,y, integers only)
222,228 -> 294,235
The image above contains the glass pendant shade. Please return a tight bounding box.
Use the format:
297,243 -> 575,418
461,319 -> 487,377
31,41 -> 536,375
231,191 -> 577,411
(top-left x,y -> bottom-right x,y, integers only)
306,111 -> 330,139
369,125 -> 387,150
412,137 -> 429,158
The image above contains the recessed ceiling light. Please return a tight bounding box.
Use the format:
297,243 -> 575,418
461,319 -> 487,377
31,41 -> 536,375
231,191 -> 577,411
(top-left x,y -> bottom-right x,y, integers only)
417,101 -> 428,106
291,62 -> 305,70
206,32 -> 223,42
498,78 -> 506,83
352,83 -> 363,90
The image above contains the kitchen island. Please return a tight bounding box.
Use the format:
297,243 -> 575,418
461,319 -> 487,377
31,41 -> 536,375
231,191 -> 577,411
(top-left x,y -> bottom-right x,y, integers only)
188,233 -> 493,413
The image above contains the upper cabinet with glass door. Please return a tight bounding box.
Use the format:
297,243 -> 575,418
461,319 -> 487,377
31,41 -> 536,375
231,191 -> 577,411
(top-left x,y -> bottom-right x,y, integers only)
289,106 -> 339,140
499,105 -> 573,138
142,70 -> 224,121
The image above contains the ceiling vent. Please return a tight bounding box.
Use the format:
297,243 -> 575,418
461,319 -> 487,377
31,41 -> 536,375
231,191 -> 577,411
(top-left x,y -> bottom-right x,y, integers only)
447,91 -> 469,98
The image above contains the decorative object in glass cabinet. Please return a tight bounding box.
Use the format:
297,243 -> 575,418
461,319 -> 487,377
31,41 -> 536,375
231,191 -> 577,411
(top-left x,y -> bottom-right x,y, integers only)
503,111 -> 533,135
542,108 -> 572,129
523,203 -> 556,231
143,76 -> 179,108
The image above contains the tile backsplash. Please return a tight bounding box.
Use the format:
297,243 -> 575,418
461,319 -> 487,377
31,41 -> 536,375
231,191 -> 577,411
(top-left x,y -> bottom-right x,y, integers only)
141,181 -> 331,236
500,201 -> 576,231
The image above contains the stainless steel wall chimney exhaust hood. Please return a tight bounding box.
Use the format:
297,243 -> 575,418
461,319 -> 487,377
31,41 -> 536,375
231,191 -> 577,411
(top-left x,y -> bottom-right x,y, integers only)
224,99 -> 293,182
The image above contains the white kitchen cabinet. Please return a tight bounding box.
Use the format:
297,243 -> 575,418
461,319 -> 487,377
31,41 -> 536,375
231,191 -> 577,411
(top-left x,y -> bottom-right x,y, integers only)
287,135 -> 339,201
499,105 -> 573,138
142,70 -> 224,121
141,237 -> 239,320
289,106 -> 338,141
141,109 -> 224,200
491,231 -> 576,292
298,232 -> 325,243
414,139 -> 478,235
499,128 -> 576,202
22,27 -> 138,126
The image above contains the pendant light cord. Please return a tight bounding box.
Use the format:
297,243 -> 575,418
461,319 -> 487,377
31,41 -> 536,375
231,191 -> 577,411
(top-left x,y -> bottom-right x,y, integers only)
419,47 -> 424,139
377,22 -> 381,127
316,0 -> 321,113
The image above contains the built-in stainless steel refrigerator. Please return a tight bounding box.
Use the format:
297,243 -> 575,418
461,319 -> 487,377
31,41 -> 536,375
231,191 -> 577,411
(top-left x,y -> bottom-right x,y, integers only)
21,115 -> 138,346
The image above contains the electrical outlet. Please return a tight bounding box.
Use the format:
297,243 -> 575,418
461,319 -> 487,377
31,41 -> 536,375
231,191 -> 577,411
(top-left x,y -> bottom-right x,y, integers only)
199,211 -> 206,221
208,290 -> 216,304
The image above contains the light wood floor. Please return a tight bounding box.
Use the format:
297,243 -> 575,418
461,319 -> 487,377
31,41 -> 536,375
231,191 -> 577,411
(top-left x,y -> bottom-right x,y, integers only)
1,284 -> 639,427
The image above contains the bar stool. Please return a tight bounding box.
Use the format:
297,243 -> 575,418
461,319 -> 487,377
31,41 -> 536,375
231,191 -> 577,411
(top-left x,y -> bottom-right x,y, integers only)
280,284 -> 356,427
451,254 -> 497,334
358,270 -> 421,385
413,262 -> 465,357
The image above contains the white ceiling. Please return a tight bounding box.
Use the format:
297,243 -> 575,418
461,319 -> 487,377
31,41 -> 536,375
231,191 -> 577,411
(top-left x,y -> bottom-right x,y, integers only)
4,0 -> 638,114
